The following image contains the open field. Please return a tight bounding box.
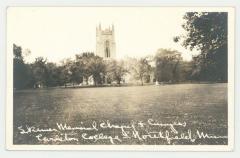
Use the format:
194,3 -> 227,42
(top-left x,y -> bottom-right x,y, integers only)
13,83 -> 228,145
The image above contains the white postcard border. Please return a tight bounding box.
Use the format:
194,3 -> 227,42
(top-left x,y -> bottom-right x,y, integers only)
5,6 -> 235,151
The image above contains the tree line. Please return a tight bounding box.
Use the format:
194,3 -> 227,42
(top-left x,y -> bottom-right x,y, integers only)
13,45 -> 154,89
13,45 -> 221,90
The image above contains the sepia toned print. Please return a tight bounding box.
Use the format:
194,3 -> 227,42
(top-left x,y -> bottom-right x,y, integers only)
6,7 -> 234,150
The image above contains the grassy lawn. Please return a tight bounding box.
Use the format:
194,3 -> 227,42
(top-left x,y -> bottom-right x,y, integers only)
13,83 -> 228,145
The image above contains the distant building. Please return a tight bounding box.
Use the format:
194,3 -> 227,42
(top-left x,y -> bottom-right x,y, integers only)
96,24 -> 116,59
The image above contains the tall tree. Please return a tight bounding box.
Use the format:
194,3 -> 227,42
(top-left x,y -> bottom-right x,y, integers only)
175,12 -> 227,81
105,59 -> 128,85
31,57 -> 48,88
76,52 -> 95,85
88,56 -> 106,86
45,62 -> 62,87
13,44 -> 30,89
59,58 -> 73,87
131,57 -> 152,86
154,49 -> 183,83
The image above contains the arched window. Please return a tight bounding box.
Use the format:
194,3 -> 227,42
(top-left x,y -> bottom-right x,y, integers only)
105,40 -> 110,58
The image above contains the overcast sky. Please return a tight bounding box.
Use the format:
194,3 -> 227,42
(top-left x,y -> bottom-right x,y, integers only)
7,7 -> 199,63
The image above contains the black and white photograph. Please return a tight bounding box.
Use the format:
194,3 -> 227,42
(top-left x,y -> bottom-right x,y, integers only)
6,7 -> 234,150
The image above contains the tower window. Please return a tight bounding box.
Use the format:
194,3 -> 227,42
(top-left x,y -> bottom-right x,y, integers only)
105,40 -> 110,58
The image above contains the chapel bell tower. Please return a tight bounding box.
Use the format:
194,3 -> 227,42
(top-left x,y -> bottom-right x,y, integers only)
96,24 -> 116,59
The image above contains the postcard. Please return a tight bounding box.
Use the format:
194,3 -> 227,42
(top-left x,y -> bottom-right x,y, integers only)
6,7 -> 235,151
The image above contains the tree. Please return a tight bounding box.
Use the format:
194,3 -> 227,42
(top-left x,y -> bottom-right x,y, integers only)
13,44 -> 30,89
69,54 -> 86,85
31,57 -> 48,88
131,57 -> 152,86
88,56 -> 106,86
75,52 -> 95,85
178,61 -> 194,82
154,49 -> 183,83
45,62 -> 62,87
175,12 -> 228,81
74,52 -> 106,85
59,53 -> 106,87
59,58 -> 73,87
105,59 -> 128,85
